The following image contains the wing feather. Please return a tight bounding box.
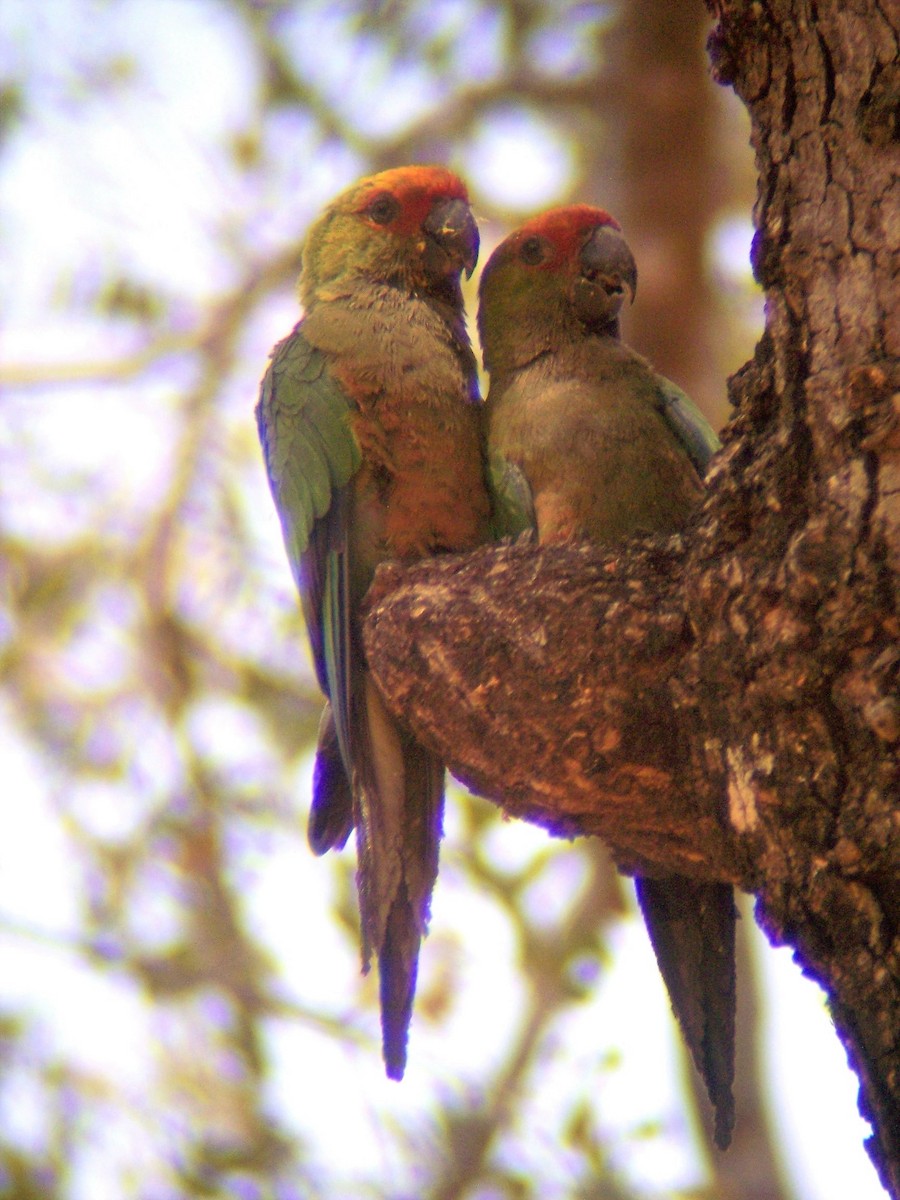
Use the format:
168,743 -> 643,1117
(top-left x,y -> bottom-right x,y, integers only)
256,324 -> 361,772
488,453 -> 536,539
654,376 -> 721,476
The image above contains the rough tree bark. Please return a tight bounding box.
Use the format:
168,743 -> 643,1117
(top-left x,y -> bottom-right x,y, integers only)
362,1 -> 899,1193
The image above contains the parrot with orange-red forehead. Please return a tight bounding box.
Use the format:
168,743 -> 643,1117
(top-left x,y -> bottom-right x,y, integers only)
257,166 -> 490,1079
480,204 -> 736,1149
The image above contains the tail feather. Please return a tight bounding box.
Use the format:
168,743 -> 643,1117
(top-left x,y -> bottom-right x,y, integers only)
635,875 -> 737,1149
354,678 -> 407,967
354,676 -> 445,1077
308,704 -> 354,854
380,881 -> 420,1080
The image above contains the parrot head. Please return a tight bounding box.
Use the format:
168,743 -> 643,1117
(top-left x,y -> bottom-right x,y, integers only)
300,165 -> 480,308
478,206 -> 638,376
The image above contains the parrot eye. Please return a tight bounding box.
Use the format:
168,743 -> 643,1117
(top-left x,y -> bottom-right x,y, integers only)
519,236 -> 548,265
366,193 -> 400,226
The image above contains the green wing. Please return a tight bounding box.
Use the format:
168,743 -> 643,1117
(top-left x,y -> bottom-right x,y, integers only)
256,325 -> 362,771
655,375 -> 721,476
488,452 -> 536,539
256,325 -> 360,580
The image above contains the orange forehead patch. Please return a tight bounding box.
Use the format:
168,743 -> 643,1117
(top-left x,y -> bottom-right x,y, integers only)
494,205 -> 621,266
350,165 -> 470,235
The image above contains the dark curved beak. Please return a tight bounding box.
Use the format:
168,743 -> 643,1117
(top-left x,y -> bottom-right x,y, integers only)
423,197 -> 480,278
579,224 -> 638,304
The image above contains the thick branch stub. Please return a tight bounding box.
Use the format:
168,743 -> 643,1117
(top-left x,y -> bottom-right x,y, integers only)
363,537 -> 741,884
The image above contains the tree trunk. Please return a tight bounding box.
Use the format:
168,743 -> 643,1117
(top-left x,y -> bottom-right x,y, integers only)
362,1 -> 900,1192
616,0 -> 723,421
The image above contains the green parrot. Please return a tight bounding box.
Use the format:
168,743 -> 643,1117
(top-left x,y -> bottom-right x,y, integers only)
478,205 -> 736,1148
257,166 -> 490,1079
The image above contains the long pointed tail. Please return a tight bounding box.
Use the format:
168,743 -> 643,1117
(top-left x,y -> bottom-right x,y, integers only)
635,875 -> 737,1149
379,879 -> 420,1079
355,677 -> 445,1079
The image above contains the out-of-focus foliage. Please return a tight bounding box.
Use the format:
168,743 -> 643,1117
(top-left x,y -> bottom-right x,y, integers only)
0,2 -> 777,1198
